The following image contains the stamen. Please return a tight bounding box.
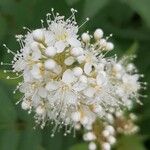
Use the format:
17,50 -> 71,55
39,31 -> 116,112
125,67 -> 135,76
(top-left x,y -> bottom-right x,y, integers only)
3,44 -> 16,56
1,62 -> 13,66
46,13 -> 51,25
6,74 -> 23,80
41,19 -> 44,28
51,8 -> 55,19
15,96 -> 24,105
23,26 -> 31,32
106,34 -> 113,40
79,17 -> 89,29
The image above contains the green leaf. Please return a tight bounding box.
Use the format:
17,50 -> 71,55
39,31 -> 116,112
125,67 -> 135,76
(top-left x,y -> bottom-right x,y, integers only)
83,0 -> 109,18
42,128 -> 63,150
116,135 -> 146,150
125,0 -> 150,28
124,42 -> 139,56
0,84 -> 16,126
0,130 -> 20,150
69,143 -> 88,150
0,16 -> 7,41
0,70 -> 20,86
65,0 -> 81,6
17,129 -> 42,150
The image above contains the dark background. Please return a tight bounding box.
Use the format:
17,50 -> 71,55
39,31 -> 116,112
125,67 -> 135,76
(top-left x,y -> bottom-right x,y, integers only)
0,0 -> 150,149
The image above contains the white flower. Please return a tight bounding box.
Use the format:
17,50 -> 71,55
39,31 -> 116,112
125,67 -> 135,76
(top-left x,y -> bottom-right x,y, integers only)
30,63 -> 43,79
3,9 -> 143,139
32,29 -> 45,42
45,46 -> 57,57
62,69 -> 76,84
94,28 -> 103,40
96,71 -> 107,86
82,33 -> 90,43
122,74 -> 140,93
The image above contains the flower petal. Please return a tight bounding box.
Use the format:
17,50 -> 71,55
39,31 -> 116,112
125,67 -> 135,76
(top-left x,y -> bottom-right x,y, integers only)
45,81 -> 59,91
96,71 -> 107,86
65,91 -> 77,105
62,69 -> 75,84
84,63 -> 92,75
67,37 -> 81,47
38,87 -> 47,98
83,87 -> 96,98
55,41 -> 66,53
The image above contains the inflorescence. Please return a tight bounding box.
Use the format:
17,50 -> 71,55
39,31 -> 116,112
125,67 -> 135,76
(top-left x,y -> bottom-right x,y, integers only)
1,8 -> 146,150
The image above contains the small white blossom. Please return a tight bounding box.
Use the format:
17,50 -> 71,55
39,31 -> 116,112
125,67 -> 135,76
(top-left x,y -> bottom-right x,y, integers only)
2,9 -> 144,141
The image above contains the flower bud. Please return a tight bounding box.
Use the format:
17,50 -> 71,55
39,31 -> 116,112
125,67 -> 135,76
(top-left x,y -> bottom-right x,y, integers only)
64,56 -> 75,66
102,142 -> 111,150
108,136 -> 116,145
106,42 -> 114,51
99,39 -> 107,47
71,47 -> 83,56
89,142 -> 97,150
33,29 -> 45,42
21,100 -> 31,110
44,59 -> 56,70
45,46 -> 57,57
94,28 -> 103,40
73,67 -> 83,76
71,112 -> 81,122
36,105 -> 45,115
81,33 -> 90,43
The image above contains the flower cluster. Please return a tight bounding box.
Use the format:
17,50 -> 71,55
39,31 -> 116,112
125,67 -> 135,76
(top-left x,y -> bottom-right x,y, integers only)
82,110 -> 139,150
1,8 -> 145,150
99,111 -> 138,150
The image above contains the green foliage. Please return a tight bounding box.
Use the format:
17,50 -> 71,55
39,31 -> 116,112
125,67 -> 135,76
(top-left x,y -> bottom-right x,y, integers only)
69,143 -> 88,150
116,135 -> 146,150
0,0 -> 150,149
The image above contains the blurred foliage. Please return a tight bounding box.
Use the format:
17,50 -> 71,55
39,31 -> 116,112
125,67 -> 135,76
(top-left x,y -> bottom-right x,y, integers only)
0,0 -> 150,149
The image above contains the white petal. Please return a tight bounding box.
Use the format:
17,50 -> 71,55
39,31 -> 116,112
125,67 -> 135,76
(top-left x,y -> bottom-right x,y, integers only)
73,82 -> 87,91
67,37 -> 81,47
32,29 -> 45,42
30,64 -> 42,79
44,31 -> 55,46
116,88 -> 124,97
38,87 -> 47,98
64,56 -> 75,66
62,69 -> 75,84
84,63 -> 92,75
22,46 -> 31,57
32,49 -> 41,61
45,81 -> 59,91
23,70 -> 33,82
96,71 -> 107,86
65,91 -> 77,105
13,59 -> 26,72
53,65 -> 62,75
77,55 -> 86,64
55,41 -> 66,53
83,87 -> 96,98
45,46 -> 57,57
